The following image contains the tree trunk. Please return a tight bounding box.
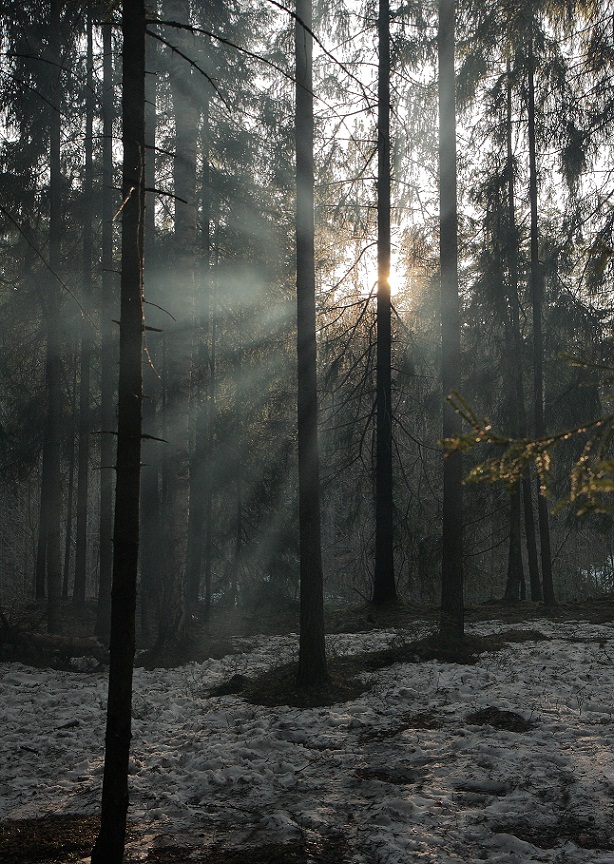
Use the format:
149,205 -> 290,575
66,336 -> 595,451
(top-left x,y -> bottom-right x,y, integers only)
73,11 -> 94,607
203,270 -> 216,620
295,0 -> 328,687
63,356 -> 78,598
186,74 -> 212,616
156,0 -> 197,649
527,22 -> 555,606
522,476 -> 541,598
95,18 -> 116,643
91,2 -> 145,860
140,23 -> 162,642
504,485 -> 524,602
438,0 -> 464,642
502,291 -> 525,602
35,458 -> 48,599
42,0 -> 64,635
372,0 -> 397,605
505,60 -> 542,602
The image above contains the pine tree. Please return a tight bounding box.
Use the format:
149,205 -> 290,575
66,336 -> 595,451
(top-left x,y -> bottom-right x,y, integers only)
372,0 -> 397,605
155,0 -> 198,649
95,15 -> 117,642
73,9 -> 94,608
91,1 -> 146,858
296,0 -> 327,687
438,0 -> 464,641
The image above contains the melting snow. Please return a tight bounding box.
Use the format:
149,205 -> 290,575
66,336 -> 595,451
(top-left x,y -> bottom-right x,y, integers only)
2,619 -> 614,862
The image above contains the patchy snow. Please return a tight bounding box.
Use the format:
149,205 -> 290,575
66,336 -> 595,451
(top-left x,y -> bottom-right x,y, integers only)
3,620 -> 614,862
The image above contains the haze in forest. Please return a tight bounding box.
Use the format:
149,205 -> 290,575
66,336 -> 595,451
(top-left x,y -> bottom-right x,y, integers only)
0,0 -> 613,643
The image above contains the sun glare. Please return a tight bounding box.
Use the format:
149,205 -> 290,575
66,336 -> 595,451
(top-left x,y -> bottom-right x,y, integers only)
388,271 -> 401,296
325,248 -> 408,302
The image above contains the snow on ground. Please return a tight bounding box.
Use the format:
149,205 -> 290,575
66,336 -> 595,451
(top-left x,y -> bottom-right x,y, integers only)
2,619 -> 614,862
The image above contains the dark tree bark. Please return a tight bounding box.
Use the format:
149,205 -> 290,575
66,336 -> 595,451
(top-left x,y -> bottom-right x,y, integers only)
501,263 -> 525,603
202,263 -> 216,619
504,61 -> 542,602
186,62 -> 213,616
63,358 -> 78,598
35,463 -> 48,599
140,23 -> 162,641
39,0 -> 64,634
73,11 -> 94,607
501,63 -> 525,603
438,0 -> 464,642
229,476 -> 243,609
95,18 -> 117,642
91,2 -> 145,860
504,484 -> 525,602
527,22 -> 555,606
295,0 -> 327,688
372,0 -> 397,606
157,0 -> 197,649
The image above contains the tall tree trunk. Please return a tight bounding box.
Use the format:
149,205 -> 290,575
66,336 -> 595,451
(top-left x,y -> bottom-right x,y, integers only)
203,265 -> 216,619
157,0 -> 197,649
185,76 -> 212,616
505,60 -> 542,602
185,347 -> 208,613
95,18 -> 116,642
295,0 -> 327,687
63,355 -> 78,598
372,0 -> 397,605
140,23 -> 162,642
527,21 -> 555,606
41,0 -> 64,635
438,0 -> 464,642
504,484 -> 524,602
502,257 -> 525,603
73,11 -> 94,607
35,461 -> 48,599
230,476 -> 242,608
91,2 -> 145,861
501,62 -> 525,603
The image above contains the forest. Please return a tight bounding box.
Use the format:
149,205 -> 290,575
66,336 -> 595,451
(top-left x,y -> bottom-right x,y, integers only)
1,0 -> 614,861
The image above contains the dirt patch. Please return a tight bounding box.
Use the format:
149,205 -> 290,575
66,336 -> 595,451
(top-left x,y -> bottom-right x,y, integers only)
0,815 -> 349,864
466,597 -> 614,625
0,814 -> 99,863
2,598 -> 612,670
360,711 -> 443,742
496,628 -> 550,644
244,658 -> 368,708
355,765 -> 422,785
363,630 -> 523,667
208,673 -> 249,696
222,629 -> 556,708
193,835 -> 349,864
399,710 -> 443,730
325,601 -> 434,634
465,706 -> 535,733
495,816 -> 614,851
138,844 -> 311,864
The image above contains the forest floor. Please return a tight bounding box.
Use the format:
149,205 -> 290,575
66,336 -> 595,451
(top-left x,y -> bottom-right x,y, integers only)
4,594 -> 614,667
2,597 -> 614,863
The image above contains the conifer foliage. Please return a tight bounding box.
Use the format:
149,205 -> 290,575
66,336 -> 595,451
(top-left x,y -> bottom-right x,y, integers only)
0,0 -> 613,746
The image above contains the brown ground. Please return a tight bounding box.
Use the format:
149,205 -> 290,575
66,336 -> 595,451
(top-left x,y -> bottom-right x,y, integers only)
3,594 -> 613,669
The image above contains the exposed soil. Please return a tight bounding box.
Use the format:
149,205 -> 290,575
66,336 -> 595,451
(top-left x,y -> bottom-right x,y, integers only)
494,818 -> 614,852
0,814 -> 100,864
2,596 -> 612,672
0,814 -> 350,864
465,706 -> 535,733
